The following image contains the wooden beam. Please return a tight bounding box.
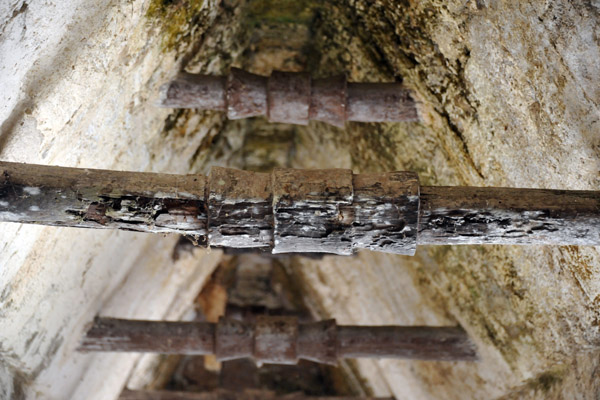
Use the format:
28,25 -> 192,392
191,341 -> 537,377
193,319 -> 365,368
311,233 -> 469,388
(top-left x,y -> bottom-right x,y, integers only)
0,161 -> 207,235
1,161 -> 598,254
79,317 -> 478,363
119,389 -> 393,400
158,68 -> 420,127
419,186 -> 600,246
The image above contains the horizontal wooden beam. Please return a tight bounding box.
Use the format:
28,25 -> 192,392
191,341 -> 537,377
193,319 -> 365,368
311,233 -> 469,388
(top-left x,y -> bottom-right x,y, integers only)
79,317 -> 478,364
418,186 -> 600,246
1,161 -> 598,254
120,389 -> 393,400
158,68 -> 420,127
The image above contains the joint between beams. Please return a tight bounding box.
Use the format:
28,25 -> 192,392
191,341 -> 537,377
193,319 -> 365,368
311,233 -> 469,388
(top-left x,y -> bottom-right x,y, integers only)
206,167 -> 420,255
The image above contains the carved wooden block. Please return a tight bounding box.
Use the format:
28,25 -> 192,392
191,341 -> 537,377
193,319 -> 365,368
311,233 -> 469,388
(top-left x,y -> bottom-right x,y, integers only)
346,172 -> 420,255
208,167 -> 272,248
253,316 -> 299,365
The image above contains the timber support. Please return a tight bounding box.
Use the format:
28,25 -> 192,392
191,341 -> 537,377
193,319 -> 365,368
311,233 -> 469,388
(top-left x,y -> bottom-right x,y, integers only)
1,161 -> 599,254
158,68 -> 420,127
119,389 -> 394,399
79,317 -> 478,363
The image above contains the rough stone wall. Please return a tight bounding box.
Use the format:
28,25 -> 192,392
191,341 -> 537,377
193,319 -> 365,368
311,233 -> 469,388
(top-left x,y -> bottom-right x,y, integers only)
1,0 -> 600,399
0,1 -> 227,399
286,1 -> 600,399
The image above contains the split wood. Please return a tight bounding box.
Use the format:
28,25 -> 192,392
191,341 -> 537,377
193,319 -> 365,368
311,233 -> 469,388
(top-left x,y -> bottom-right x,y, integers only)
120,389 -> 393,400
158,68 -> 420,127
1,161 -> 599,255
80,317 -> 478,364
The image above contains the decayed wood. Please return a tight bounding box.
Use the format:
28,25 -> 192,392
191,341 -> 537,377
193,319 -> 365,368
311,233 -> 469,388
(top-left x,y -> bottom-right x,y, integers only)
2,161 -> 599,253
119,389 -> 393,400
419,186 -> 600,245
207,167 -> 272,248
0,162 -> 420,255
79,317 -> 478,363
0,161 -> 207,235
159,68 -> 419,127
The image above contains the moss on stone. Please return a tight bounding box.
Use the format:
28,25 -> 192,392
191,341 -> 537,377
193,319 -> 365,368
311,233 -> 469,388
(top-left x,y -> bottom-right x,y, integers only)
527,369 -> 565,393
245,0 -> 315,26
146,0 -> 206,51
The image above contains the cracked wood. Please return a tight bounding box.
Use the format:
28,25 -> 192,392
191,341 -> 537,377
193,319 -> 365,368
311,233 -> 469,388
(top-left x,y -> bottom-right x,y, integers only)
0,161 -> 207,235
1,161 -> 599,254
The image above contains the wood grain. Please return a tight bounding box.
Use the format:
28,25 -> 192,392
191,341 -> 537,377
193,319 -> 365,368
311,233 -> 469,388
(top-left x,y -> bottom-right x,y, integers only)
80,317 -> 478,363
0,161 -> 207,235
2,161 -> 598,252
419,186 -> 600,245
158,69 -> 420,127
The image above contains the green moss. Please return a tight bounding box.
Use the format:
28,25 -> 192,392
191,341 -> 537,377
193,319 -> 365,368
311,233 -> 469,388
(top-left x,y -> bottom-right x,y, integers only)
527,369 -> 565,393
246,0 -> 315,26
146,0 -> 205,51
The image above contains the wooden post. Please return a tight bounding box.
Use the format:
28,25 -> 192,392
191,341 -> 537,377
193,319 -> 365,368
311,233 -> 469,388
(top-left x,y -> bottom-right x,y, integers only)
79,317 -> 478,363
119,389 -> 394,400
158,68 -> 420,127
1,161 -> 599,254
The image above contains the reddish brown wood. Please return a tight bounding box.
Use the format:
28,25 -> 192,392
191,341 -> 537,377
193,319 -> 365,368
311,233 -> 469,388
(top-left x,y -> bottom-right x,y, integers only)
226,68 -> 268,119
309,75 -> 347,127
79,317 -> 478,363
267,71 -> 311,125
337,326 -> 475,362
159,74 -> 227,110
119,389 -> 393,400
346,83 -> 418,123
80,318 -> 215,354
158,68 -> 420,127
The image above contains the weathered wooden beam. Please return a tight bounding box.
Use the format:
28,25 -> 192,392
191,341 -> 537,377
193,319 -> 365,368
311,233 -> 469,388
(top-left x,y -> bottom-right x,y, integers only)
79,317 -> 478,363
119,389 -> 393,400
1,161 -> 598,255
418,186 -> 600,246
0,161 -> 207,235
158,68 -> 420,127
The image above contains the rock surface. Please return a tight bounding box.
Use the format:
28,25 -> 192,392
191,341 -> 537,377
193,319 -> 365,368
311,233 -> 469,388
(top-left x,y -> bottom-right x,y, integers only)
1,0 -> 599,399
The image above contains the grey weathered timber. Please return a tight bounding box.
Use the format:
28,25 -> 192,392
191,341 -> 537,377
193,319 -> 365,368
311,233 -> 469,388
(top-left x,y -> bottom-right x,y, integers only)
418,186 -> 600,246
0,161 -> 207,235
119,389 -> 393,400
158,68 -> 420,127
1,161 -> 599,254
79,317 -> 478,363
